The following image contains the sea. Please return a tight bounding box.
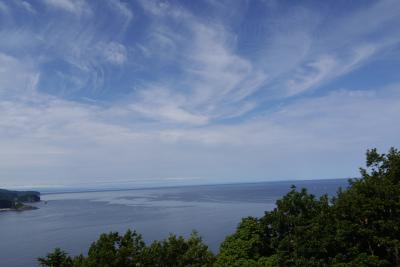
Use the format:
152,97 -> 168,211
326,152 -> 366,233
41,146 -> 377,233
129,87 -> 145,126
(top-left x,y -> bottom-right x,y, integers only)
0,179 -> 348,267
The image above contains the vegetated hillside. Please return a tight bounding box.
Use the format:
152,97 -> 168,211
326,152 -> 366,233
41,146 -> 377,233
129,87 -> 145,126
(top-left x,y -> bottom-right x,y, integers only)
0,189 -> 40,209
38,148 -> 400,267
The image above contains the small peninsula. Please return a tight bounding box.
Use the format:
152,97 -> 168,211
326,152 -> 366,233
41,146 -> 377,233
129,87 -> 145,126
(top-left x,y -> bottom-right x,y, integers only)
0,189 -> 41,211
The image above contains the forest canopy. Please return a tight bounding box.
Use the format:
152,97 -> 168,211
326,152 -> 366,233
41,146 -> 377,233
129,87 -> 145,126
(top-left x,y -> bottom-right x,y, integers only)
0,189 -> 40,209
38,148 -> 400,267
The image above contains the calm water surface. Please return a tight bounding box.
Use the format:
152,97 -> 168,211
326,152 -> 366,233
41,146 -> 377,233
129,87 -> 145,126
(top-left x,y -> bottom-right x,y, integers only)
0,179 -> 347,267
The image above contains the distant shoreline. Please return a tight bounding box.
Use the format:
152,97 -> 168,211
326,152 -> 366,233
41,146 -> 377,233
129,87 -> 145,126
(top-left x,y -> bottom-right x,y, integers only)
0,204 -> 38,212
38,177 -> 350,195
0,189 -> 41,212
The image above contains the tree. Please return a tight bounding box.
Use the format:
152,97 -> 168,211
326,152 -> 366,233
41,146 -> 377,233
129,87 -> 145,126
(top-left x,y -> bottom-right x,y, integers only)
38,248 -> 73,267
333,148 -> 400,266
215,217 -> 268,266
38,230 -> 214,267
215,147 -> 400,266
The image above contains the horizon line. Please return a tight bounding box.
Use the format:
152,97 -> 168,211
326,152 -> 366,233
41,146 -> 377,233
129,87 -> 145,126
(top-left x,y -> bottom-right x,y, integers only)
5,177 -> 351,195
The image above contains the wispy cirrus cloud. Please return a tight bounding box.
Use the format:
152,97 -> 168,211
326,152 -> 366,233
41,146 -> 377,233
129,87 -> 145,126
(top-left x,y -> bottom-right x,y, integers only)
129,0 -> 400,124
286,45 -> 377,96
0,53 -> 39,95
43,0 -> 90,15
19,1 -> 36,13
96,42 -> 127,65
131,1 -> 268,124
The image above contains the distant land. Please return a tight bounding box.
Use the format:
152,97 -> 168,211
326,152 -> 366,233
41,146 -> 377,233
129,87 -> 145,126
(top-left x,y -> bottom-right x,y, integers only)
9,177 -> 349,195
0,189 -> 41,211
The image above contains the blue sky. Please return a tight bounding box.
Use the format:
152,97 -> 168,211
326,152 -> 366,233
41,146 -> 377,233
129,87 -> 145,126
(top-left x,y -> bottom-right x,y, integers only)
1,0 -> 400,188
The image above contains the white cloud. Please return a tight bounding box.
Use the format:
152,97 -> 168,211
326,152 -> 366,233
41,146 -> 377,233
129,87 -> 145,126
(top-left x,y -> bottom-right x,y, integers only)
131,0 -> 400,125
43,0 -> 90,15
1,83 -> 399,187
152,85 -> 400,150
285,44 -> 378,96
19,1 -> 36,13
133,3 -> 268,124
129,87 -> 209,125
0,53 -> 39,95
133,103 -> 209,126
138,0 -> 184,18
108,0 -> 133,21
107,0 -> 133,32
186,23 -> 267,105
98,42 -> 127,65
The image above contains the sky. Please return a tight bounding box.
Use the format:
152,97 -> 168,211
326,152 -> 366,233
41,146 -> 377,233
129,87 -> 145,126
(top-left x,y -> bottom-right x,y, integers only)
0,0 -> 400,189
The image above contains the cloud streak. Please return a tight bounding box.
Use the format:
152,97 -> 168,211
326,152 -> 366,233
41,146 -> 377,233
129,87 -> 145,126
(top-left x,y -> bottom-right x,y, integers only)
43,0 -> 90,15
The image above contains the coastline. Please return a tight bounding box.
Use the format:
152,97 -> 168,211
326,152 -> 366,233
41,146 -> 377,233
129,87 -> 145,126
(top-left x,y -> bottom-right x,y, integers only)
0,203 -> 38,212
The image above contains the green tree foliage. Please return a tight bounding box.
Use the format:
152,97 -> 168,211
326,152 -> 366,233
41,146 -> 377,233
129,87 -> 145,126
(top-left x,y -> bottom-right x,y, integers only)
217,147 -> 400,266
332,148 -> 400,266
0,199 -> 13,208
38,248 -> 73,267
0,189 -> 40,209
215,217 -> 271,266
38,231 -> 214,267
39,148 -> 400,267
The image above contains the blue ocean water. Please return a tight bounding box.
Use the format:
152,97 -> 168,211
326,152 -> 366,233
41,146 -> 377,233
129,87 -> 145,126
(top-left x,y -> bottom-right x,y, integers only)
0,179 -> 348,267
